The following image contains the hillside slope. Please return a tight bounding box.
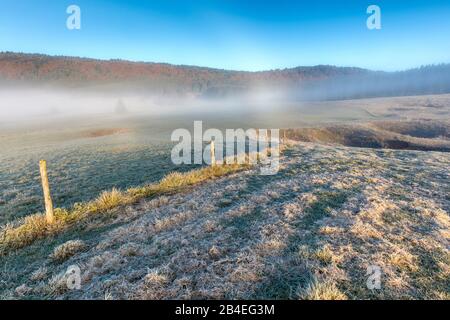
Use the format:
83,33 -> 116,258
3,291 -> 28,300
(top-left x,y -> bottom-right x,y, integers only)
1,143 -> 449,300
285,120 -> 450,152
1,52 -> 450,99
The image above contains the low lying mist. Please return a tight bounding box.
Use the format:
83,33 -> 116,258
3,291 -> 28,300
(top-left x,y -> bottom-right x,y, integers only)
0,86 -> 295,126
1,62 -> 450,127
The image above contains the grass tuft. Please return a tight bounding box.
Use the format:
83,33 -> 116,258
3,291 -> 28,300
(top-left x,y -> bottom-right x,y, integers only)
94,188 -> 124,211
314,245 -> 335,265
298,278 -> 347,300
50,240 -> 86,263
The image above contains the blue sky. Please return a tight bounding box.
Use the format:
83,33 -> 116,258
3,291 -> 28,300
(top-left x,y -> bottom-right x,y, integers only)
0,0 -> 449,71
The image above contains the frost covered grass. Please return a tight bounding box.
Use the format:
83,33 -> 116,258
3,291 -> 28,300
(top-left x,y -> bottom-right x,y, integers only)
0,142 -> 448,300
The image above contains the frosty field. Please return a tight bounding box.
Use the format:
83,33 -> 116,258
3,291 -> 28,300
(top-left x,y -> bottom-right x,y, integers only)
1,142 -> 448,299
0,118 -> 180,224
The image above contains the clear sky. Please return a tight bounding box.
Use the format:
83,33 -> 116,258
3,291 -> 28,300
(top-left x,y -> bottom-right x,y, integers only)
0,0 -> 449,71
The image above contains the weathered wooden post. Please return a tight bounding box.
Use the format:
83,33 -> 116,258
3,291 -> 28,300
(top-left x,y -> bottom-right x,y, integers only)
210,140 -> 216,166
39,160 -> 55,224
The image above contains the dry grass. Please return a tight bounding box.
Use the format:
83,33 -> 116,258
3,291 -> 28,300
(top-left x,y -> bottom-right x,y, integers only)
30,267 -> 48,282
144,270 -> 170,286
95,188 -> 123,211
319,226 -> 344,235
314,245 -> 335,265
46,271 -> 71,295
119,243 -> 142,257
389,249 -> 419,273
298,278 -> 348,300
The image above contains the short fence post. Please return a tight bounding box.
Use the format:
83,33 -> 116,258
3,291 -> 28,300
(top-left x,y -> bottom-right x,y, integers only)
39,160 -> 55,224
210,140 -> 216,166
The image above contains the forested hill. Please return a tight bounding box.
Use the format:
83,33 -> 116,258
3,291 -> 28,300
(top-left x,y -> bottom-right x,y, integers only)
1,52 -> 449,100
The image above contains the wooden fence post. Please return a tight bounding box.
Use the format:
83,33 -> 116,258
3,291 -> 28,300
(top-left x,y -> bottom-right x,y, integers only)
39,160 -> 55,224
210,140 -> 216,166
